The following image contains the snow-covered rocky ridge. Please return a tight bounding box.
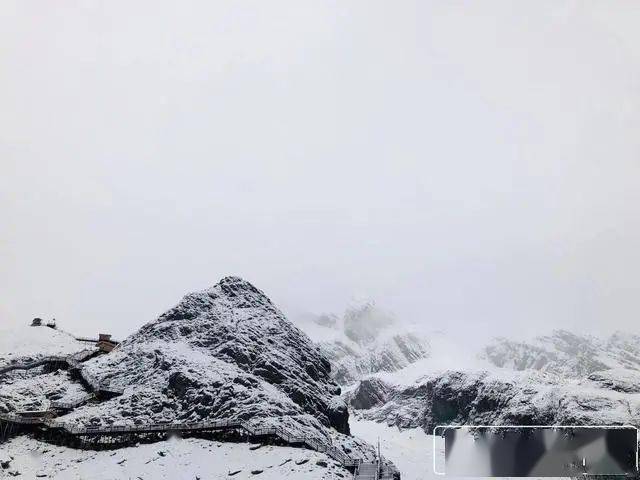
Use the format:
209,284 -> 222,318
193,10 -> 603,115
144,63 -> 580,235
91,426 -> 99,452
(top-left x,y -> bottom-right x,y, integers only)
57,277 -> 361,441
295,302 -> 430,386
346,330 -> 640,435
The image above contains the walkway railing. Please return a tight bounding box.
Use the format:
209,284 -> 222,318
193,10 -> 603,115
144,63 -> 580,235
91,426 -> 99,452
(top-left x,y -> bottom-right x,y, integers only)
0,356 -> 64,375
0,413 -> 50,425
0,411 -> 364,468
0,349 -> 96,375
354,461 -> 379,480
75,337 -> 120,346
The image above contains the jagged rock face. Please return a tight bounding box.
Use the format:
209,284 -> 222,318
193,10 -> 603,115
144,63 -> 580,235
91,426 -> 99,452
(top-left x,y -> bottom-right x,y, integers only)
62,277 -> 349,437
296,303 -> 430,386
348,378 -> 392,410
481,330 -> 640,378
349,368 -> 640,432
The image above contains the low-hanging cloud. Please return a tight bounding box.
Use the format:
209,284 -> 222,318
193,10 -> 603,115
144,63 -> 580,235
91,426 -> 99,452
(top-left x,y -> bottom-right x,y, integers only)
1,0 -> 639,340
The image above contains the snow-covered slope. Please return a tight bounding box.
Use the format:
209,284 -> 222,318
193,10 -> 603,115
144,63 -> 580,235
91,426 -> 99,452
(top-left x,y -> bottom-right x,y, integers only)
295,302 -> 430,386
0,436 -> 348,479
0,325 -> 86,368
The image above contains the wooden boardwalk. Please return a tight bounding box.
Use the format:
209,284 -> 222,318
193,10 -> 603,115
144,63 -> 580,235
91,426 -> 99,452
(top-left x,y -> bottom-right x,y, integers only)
354,462 -> 379,480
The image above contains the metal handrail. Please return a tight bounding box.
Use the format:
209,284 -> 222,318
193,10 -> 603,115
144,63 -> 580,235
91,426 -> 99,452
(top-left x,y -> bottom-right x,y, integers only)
75,337 -> 121,345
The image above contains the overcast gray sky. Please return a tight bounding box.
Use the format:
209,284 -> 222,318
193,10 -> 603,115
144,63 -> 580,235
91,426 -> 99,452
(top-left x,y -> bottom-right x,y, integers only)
2,1 -> 639,340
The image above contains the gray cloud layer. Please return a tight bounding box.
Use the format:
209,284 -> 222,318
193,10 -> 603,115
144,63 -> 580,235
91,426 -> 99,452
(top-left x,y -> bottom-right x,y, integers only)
2,1 -> 639,340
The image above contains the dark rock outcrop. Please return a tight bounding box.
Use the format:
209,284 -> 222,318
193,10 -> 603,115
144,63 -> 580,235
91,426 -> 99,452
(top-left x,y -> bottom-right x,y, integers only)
348,378 -> 392,410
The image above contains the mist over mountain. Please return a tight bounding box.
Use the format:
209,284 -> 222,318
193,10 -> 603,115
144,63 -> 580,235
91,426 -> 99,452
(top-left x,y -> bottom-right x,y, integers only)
481,330 -> 640,378
293,301 -> 430,386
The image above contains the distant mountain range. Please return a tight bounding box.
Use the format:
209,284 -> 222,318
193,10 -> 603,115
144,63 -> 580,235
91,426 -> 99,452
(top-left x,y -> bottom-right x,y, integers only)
4,280 -> 640,480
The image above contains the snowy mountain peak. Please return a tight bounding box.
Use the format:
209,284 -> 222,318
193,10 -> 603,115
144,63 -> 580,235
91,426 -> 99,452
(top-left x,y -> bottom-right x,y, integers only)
147,276 -> 279,328
213,276 -> 274,305
64,277 -> 352,438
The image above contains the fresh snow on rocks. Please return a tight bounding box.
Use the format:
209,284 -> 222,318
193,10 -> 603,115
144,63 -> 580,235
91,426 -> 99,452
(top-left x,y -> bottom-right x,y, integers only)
0,368 -> 87,413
